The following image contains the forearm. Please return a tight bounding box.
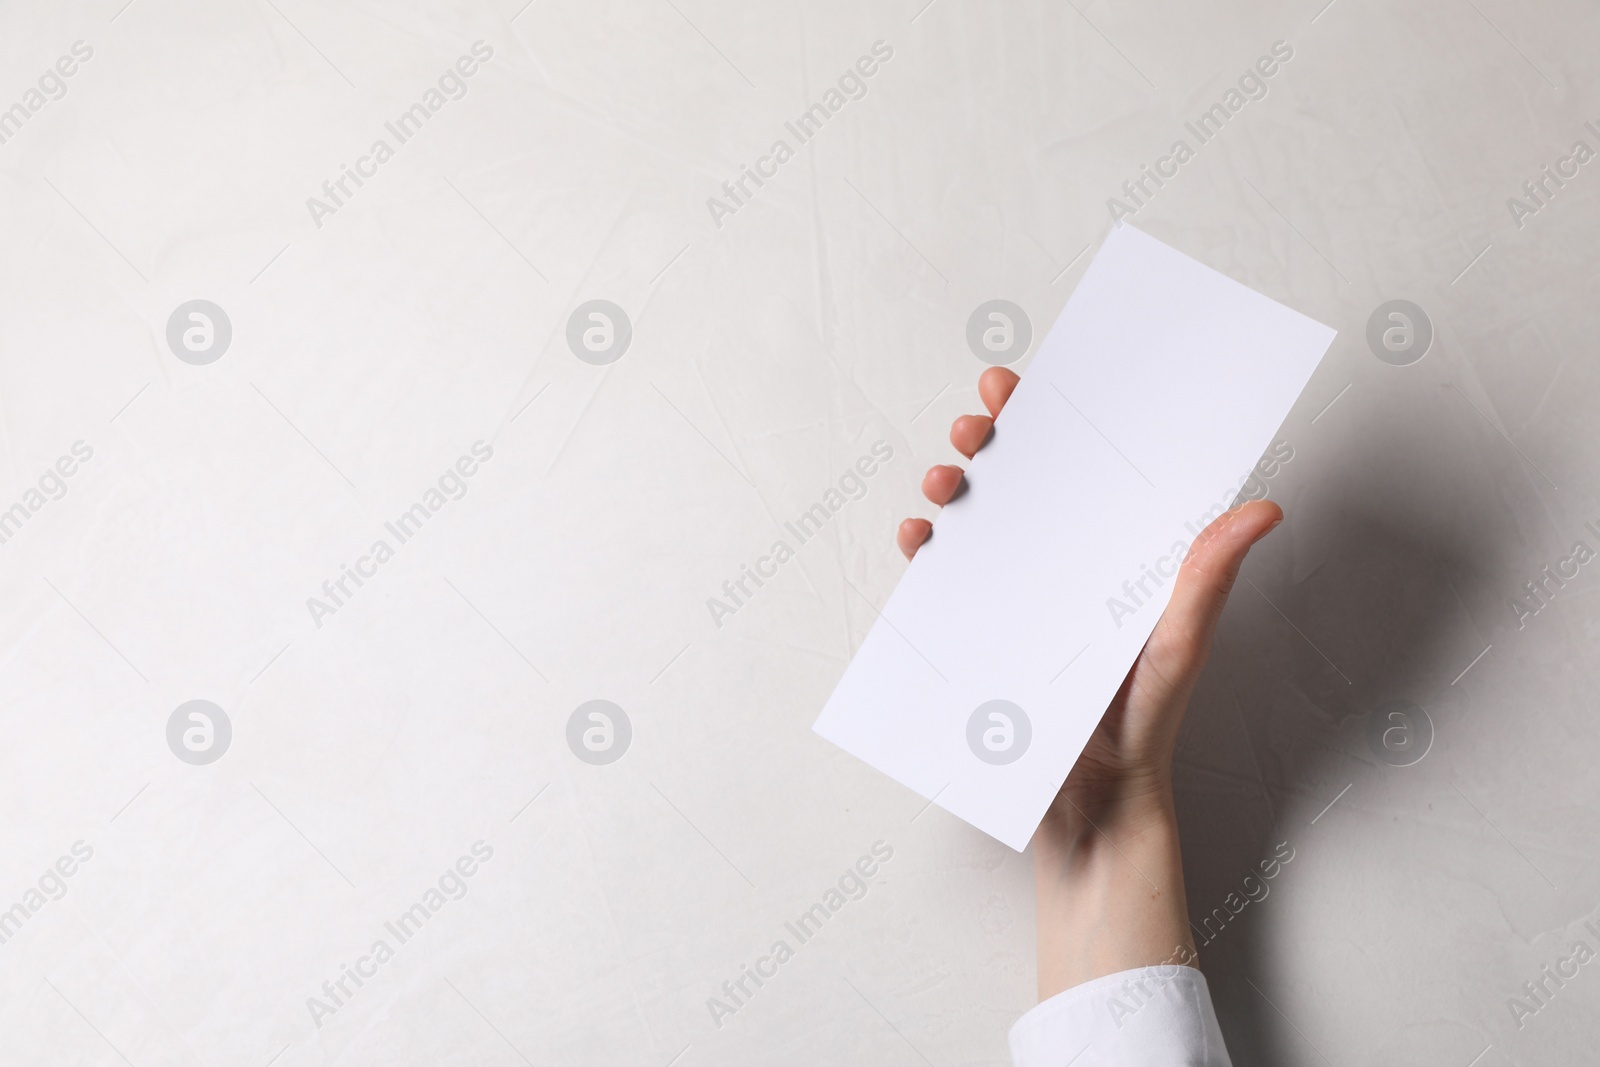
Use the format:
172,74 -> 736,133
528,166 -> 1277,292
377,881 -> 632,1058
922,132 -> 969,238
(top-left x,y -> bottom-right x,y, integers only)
1032,785 -> 1193,1001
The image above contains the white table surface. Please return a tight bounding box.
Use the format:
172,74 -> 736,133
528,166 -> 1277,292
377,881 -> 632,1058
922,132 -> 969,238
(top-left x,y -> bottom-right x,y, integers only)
0,1 -> 1596,1064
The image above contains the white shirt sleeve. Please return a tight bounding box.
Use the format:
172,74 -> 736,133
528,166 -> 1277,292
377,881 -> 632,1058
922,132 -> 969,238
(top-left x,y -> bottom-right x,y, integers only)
1009,965 -> 1232,1067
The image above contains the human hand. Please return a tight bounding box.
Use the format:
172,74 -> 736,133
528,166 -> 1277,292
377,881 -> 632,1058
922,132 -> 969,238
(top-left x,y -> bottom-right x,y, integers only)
900,366 -> 1282,997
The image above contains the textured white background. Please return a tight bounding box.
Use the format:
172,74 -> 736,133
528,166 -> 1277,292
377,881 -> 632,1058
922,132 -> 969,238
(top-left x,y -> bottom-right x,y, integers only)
1,0 -> 1597,1064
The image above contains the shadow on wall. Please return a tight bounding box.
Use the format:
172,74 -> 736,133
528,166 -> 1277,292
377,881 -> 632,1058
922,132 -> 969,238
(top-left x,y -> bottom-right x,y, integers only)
1171,368 -> 1544,1066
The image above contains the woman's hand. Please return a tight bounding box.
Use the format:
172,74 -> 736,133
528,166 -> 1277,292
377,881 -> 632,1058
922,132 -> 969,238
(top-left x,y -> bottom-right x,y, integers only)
899,366 -> 1282,999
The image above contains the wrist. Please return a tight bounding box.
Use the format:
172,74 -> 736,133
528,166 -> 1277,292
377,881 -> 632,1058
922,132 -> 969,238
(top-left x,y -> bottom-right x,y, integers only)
1031,786 -> 1192,1000
1037,770 -> 1175,852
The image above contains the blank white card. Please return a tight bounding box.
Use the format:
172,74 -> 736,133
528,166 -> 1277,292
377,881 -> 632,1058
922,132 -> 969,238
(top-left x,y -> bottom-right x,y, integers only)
814,223 -> 1337,850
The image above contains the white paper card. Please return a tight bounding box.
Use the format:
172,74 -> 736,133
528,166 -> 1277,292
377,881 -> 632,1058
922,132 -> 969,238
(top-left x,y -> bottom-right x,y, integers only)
814,223 -> 1337,850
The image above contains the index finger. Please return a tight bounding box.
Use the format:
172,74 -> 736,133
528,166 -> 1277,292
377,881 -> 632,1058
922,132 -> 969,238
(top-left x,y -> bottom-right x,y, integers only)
979,367 -> 1020,418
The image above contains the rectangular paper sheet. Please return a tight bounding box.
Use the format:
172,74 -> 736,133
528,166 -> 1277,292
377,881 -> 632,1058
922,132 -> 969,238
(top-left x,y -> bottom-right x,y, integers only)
814,222 -> 1338,850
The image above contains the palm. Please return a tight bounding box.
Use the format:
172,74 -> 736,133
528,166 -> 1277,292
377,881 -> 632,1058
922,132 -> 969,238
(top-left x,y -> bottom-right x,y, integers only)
899,367 -> 1280,836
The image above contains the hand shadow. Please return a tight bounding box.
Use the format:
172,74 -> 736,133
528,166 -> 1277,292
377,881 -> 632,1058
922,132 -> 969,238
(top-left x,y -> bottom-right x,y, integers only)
1172,452 -> 1526,1065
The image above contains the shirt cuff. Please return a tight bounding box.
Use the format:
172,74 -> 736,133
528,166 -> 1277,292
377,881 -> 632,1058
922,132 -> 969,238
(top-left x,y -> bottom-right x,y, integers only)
1009,964 -> 1232,1067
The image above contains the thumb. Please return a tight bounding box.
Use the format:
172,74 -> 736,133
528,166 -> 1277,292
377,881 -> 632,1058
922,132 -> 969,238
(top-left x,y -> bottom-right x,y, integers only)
1142,499 -> 1282,696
